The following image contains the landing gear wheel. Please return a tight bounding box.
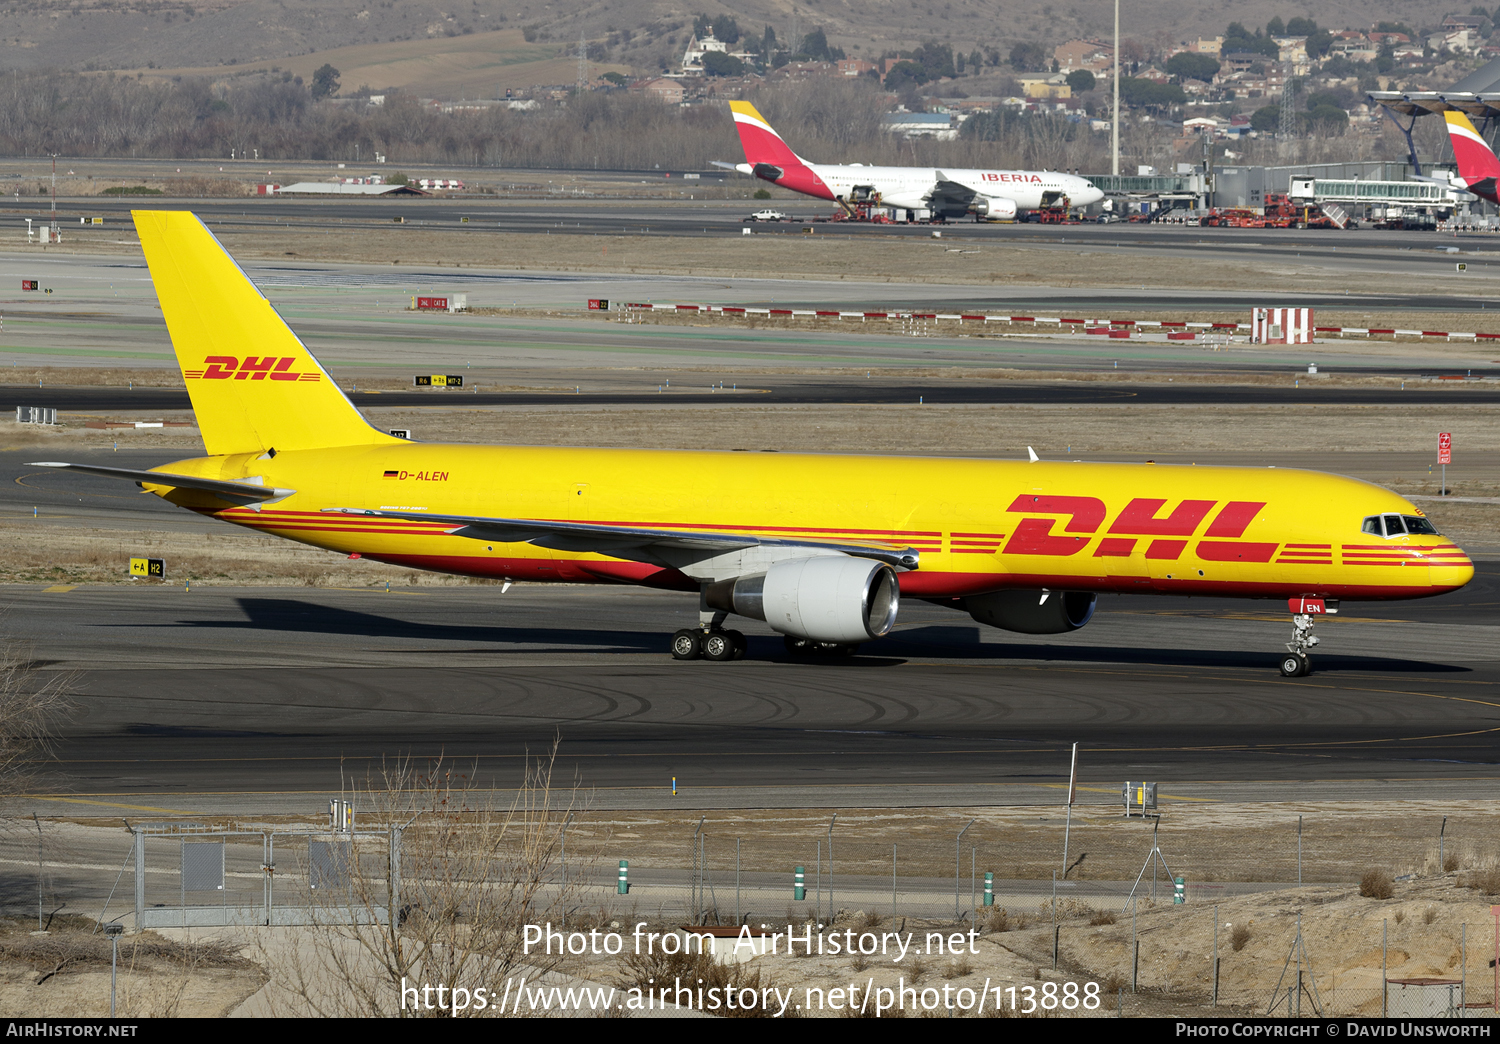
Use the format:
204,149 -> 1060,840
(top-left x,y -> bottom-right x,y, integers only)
671,629 -> 702,660
1279,653 -> 1309,677
702,631 -> 736,661
725,629 -> 747,660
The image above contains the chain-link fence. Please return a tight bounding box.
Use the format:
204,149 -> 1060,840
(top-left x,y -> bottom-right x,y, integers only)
5,806 -> 1500,1017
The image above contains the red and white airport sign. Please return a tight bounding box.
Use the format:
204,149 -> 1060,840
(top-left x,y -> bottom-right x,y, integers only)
1439,432 -> 1452,465
1288,597 -> 1338,615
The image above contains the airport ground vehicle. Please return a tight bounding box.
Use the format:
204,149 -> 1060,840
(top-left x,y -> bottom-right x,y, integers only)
745,209 -> 787,222
32,212 -> 1474,676
724,102 -> 1103,222
1199,194 -> 1341,229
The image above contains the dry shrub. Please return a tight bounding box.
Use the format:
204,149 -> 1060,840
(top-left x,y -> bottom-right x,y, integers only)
850,954 -> 870,972
1463,868 -> 1500,895
261,746 -> 586,1017
859,910 -> 883,929
1100,971 -> 1128,994
617,948 -> 798,1018
1394,909 -> 1406,924
1424,908 -> 1438,925
1360,870 -> 1395,900
984,906 -> 1027,933
1089,910 -> 1117,926
908,956 -> 930,982
0,638 -> 71,791
1230,925 -> 1251,952
945,956 -> 974,978
0,920 -> 244,983
163,176 -> 252,197
1445,852 -> 1460,873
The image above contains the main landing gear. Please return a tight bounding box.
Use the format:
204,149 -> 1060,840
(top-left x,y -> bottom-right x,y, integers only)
671,627 -> 747,661
1279,597 -> 1336,677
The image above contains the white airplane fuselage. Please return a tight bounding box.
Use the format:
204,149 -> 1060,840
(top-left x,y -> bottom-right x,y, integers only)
804,162 -> 1103,214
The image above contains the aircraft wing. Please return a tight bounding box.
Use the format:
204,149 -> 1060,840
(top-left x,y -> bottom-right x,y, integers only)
323,507 -> 921,570
25,461 -> 295,503
929,172 -> 981,208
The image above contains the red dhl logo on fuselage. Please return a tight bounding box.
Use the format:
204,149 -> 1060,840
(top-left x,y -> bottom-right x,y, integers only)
1004,495 -> 1271,560
183,356 -> 321,382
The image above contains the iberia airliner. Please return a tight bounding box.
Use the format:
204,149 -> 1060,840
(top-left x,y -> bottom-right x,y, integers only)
727,100 -> 1104,220
32,212 -> 1471,676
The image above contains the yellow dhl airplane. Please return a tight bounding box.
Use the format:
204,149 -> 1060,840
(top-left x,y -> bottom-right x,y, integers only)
31,212 -> 1474,676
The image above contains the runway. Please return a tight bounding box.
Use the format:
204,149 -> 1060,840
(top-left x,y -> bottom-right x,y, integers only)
5,568 -> 1499,815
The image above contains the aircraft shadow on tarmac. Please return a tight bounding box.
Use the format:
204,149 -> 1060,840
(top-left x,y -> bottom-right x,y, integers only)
179,597 -> 666,653
157,598 -> 1470,675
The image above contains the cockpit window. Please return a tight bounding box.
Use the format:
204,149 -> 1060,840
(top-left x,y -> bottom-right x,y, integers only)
1362,514 -> 1441,538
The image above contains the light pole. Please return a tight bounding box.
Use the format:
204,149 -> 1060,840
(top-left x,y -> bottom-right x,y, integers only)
1112,0 -> 1120,176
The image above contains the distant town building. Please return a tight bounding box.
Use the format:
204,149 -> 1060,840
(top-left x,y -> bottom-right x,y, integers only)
835,58 -> 878,77
882,112 -> 962,139
1052,38 -> 1113,72
680,33 -> 756,76
630,77 -> 686,103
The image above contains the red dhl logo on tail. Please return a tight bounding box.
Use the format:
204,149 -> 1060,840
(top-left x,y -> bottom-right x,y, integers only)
183,357 -> 320,382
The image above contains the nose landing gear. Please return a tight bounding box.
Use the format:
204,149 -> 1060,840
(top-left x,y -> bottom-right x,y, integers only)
1280,597 -> 1337,677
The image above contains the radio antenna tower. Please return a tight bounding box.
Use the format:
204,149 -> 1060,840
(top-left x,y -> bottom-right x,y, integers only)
577,30 -> 588,95
1279,73 -> 1297,143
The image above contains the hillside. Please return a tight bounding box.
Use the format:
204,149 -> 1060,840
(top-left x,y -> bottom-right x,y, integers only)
122,29 -> 632,98
0,0 -> 1472,98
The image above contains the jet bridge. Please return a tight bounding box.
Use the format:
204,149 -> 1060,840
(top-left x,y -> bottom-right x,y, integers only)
1288,176 -> 1461,208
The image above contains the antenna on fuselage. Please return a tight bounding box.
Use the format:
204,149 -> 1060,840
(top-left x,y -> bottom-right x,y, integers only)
1027,446 -> 1040,462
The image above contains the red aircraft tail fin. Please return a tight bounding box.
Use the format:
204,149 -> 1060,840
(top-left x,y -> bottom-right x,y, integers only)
1444,112 -> 1500,200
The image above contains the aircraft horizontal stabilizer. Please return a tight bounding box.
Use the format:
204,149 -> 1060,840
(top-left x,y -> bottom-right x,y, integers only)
26,462 -> 295,503
323,507 -> 921,570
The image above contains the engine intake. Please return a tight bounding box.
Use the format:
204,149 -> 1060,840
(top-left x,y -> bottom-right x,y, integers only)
962,589 -> 1096,634
704,556 -> 900,644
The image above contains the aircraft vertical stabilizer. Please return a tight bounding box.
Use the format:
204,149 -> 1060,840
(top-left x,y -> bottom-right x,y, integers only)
1443,111 -> 1500,202
133,210 -> 399,455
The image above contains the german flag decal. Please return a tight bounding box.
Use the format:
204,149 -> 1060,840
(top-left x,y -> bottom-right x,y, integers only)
383,470 -> 400,479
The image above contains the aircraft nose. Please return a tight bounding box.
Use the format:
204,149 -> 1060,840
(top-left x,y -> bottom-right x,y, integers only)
1428,542 -> 1475,591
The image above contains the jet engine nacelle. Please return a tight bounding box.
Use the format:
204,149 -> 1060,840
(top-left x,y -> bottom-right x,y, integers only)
969,195 -> 1018,220
963,589 -> 1096,634
704,556 -> 901,644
